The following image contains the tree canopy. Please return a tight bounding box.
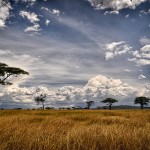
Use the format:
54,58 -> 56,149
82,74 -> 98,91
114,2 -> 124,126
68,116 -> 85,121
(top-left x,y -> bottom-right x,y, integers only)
86,101 -> 94,109
134,96 -> 150,109
101,98 -> 118,110
0,62 -> 29,85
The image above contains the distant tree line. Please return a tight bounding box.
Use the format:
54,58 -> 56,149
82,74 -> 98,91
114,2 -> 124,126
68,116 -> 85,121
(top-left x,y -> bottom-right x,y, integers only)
33,96 -> 149,110
86,97 -> 150,110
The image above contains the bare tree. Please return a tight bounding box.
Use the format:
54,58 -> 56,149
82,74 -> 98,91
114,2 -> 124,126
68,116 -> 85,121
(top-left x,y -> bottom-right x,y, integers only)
34,94 -> 47,110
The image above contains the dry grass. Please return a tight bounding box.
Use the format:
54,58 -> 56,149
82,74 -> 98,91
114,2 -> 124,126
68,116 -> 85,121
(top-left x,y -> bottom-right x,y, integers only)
0,109 -> 150,150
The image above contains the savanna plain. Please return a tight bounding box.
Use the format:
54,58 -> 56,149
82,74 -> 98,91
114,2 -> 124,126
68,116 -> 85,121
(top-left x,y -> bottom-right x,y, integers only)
0,109 -> 150,150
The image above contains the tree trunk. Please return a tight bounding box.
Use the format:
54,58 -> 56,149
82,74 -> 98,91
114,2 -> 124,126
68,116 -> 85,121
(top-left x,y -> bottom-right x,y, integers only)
42,102 -> 44,110
109,104 -> 112,110
141,103 -> 143,109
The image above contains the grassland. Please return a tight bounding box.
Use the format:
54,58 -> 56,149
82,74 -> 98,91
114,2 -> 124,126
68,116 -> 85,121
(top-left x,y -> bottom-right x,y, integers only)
0,109 -> 150,150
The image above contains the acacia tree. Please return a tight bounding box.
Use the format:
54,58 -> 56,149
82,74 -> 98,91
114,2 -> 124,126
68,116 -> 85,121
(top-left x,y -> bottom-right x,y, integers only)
86,101 -> 94,109
134,96 -> 150,109
101,98 -> 118,110
34,94 -> 47,110
0,62 -> 29,85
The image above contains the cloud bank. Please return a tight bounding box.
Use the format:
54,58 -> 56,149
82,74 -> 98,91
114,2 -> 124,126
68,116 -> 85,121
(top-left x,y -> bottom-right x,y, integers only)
88,0 -> 148,11
0,75 -> 137,108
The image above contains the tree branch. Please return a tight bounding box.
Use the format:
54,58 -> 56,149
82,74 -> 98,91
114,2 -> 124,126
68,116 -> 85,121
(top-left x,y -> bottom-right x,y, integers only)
0,73 -> 12,83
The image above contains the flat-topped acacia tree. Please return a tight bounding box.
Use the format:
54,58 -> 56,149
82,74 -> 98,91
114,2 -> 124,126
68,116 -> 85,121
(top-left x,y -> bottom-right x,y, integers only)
134,96 -> 150,109
0,62 -> 29,85
101,98 -> 118,110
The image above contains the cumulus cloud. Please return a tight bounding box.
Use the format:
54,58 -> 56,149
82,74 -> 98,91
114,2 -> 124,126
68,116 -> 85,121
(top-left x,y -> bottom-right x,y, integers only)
0,0 -> 11,28
139,36 -> 150,45
24,24 -> 41,32
3,86 -> 54,102
105,41 -> 132,60
0,75 -> 137,108
105,41 -> 150,66
138,74 -> 146,79
88,0 -> 148,11
137,84 -> 150,97
84,75 -> 136,99
52,9 -> 60,16
129,44 -> 150,65
19,11 -> 41,33
0,85 -> 55,109
19,11 -> 39,24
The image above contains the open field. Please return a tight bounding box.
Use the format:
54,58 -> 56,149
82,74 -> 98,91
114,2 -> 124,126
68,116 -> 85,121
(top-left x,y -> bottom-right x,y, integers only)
0,110 -> 150,150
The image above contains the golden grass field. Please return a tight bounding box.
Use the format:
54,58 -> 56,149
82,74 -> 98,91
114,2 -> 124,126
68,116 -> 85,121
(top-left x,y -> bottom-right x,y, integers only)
0,109 -> 150,150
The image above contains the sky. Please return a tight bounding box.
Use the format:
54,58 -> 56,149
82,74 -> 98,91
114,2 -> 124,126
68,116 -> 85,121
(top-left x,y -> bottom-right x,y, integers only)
0,0 -> 150,109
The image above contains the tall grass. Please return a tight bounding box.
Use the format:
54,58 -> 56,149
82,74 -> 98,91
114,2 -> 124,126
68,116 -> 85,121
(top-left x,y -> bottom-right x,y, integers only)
0,110 -> 150,150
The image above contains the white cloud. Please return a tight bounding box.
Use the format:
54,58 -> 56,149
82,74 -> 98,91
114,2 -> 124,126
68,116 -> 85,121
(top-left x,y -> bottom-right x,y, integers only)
124,69 -> 131,72
0,49 -> 44,87
41,7 -> 50,12
15,0 -> 36,2
138,74 -> 146,79
24,24 -> 41,32
84,75 -> 136,99
125,14 -> 129,18
139,36 -> 150,45
130,44 -> 150,65
45,19 -> 50,26
22,0 -> 36,2
52,9 -> 60,16
139,9 -> 150,17
19,11 -> 41,33
19,11 -> 39,24
0,0 -> 11,28
105,41 -> 132,60
88,0 -> 148,11
15,0 -> 37,5
104,10 -> 119,15
0,75 -> 137,108
140,10 -> 147,14
41,7 -> 60,16
137,84 -> 150,97
129,58 -> 150,65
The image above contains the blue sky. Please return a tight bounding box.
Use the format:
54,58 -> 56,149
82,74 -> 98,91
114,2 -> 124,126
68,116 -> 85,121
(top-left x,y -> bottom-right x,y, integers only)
0,0 -> 150,108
